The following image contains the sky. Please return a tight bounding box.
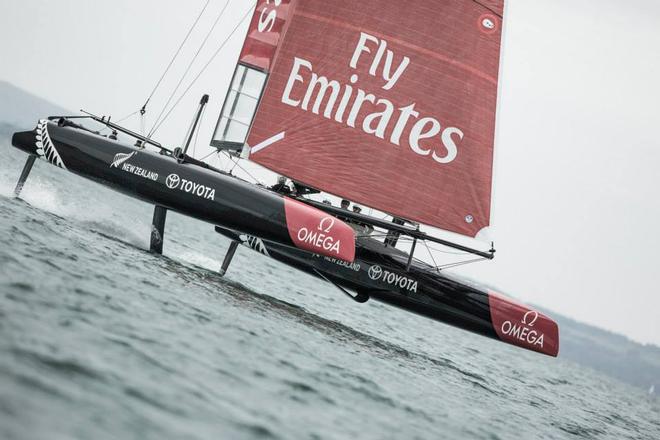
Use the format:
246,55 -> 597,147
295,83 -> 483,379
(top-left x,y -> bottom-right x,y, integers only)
1,0 -> 659,345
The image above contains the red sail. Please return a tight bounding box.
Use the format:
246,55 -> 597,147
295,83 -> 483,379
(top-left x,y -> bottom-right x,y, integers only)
239,0 -> 294,71
242,0 -> 505,237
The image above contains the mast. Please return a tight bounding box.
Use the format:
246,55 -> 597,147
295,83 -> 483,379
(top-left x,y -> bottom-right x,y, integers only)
175,94 -> 209,163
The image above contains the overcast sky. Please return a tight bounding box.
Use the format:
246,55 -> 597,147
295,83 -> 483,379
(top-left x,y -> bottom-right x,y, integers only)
1,0 -> 659,345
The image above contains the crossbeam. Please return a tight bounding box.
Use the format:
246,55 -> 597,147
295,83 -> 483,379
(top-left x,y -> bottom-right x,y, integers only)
301,198 -> 495,260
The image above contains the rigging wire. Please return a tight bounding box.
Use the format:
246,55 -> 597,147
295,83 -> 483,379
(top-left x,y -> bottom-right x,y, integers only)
384,235 -> 468,252
386,235 -> 474,256
95,109 -> 142,134
436,257 -> 488,270
101,1 -> 211,137
424,244 -> 473,256
199,150 -> 219,162
227,152 -> 240,175
416,238 -> 487,270
225,152 -> 264,185
148,0 -> 231,138
115,110 -> 141,124
423,240 -> 441,271
348,232 -> 487,271
148,1 -> 257,138
140,0 -> 212,116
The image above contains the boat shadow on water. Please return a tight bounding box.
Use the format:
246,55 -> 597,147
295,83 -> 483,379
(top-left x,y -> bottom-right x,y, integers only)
155,255 -> 499,395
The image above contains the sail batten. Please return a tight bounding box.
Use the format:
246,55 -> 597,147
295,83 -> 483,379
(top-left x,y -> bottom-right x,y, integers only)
218,0 -> 505,238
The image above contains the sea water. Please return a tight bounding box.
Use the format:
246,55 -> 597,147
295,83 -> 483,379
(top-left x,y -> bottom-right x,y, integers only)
0,139 -> 658,439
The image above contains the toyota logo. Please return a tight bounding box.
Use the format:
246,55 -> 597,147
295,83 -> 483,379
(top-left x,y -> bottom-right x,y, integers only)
368,265 -> 383,281
166,174 -> 180,189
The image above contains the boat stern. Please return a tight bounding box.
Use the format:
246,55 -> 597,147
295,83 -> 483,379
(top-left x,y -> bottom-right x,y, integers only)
488,291 -> 559,357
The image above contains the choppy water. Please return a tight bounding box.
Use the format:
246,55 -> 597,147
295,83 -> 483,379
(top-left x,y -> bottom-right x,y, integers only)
0,139 -> 658,440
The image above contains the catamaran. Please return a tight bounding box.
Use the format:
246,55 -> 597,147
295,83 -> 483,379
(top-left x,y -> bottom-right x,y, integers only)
10,0 -> 559,357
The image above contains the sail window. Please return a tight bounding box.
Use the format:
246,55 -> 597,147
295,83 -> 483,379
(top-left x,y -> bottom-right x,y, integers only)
211,64 -> 267,150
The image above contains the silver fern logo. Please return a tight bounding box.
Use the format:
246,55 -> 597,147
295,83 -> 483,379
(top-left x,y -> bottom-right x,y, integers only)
110,152 -> 137,168
35,119 -> 66,169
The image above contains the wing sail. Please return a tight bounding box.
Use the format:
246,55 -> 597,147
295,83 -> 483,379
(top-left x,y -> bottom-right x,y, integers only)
214,0 -> 505,238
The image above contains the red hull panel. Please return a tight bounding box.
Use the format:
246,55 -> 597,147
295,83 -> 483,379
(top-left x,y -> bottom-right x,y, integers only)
488,291 -> 560,357
283,197 -> 356,262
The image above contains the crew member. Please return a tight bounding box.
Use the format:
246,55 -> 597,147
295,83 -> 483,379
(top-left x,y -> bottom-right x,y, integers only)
384,217 -> 406,247
292,181 -> 320,196
269,176 -> 293,195
340,199 -> 350,210
352,206 -> 374,236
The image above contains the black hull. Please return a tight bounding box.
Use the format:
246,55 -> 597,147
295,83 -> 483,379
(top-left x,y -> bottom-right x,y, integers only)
216,228 -> 559,357
11,120 -> 355,261
12,120 -> 558,357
